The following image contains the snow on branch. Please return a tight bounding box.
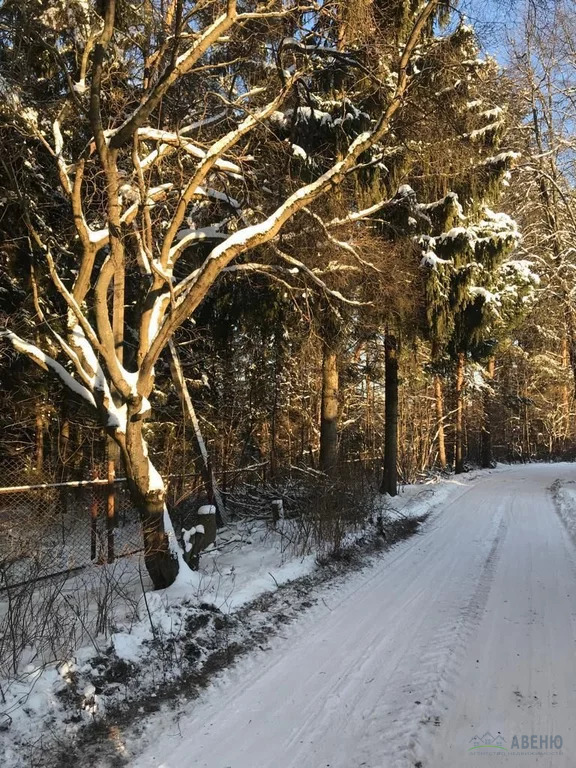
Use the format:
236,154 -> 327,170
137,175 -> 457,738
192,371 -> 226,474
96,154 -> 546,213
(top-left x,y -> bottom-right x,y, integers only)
160,75 -> 300,269
172,227 -> 229,257
326,199 -> 394,227
0,330 -> 97,408
137,128 -> 242,174
109,7 -> 240,149
136,0 -> 441,379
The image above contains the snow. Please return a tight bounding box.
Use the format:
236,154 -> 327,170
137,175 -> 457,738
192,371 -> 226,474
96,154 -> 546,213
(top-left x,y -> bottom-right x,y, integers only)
481,150 -> 521,166
148,459 -> 165,492
291,143 -> 308,160
397,183 -> 415,197
106,401 -> 127,432
137,127 -> 241,174
147,293 -> 170,347
479,105 -> 504,120
439,225 -> 469,242
194,186 -> 240,209
72,78 -> 87,94
69,321 -> 100,382
469,285 -> 501,304
112,631 -> 146,665
420,250 -> 452,269
87,226 -> 108,245
174,226 -> 228,246
1,330 -> 97,409
504,259 -> 541,285
9,465 -> 576,767
467,120 -> 502,140
180,111 -> 228,133
1,469 -> 470,764
132,464 -> 576,768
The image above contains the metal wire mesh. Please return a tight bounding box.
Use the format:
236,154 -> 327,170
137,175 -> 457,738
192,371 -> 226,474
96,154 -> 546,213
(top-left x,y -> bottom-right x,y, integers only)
0,457 -> 143,587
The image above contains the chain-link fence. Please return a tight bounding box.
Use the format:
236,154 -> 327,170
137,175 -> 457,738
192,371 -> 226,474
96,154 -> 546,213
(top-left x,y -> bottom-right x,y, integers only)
0,457 -> 143,588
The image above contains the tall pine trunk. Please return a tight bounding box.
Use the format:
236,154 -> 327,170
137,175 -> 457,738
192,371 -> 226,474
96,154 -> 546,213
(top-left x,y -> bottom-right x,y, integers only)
562,335 -> 570,446
434,374 -> 447,469
319,345 -> 339,475
380,334 -> 398,496
481,357 -> 495,468
455,351 -> 466,474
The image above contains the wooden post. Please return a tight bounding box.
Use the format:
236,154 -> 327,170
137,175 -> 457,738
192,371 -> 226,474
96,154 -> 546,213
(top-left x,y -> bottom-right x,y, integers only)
90,469 -> 99,561
107,457 -> 115,563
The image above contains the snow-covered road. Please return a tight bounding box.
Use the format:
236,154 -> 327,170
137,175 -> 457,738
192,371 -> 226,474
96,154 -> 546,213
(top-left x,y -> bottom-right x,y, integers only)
134,464 -> 576,768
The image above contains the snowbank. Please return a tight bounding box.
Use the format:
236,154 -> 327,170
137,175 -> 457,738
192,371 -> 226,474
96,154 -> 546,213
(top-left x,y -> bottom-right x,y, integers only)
551,478 -> 576,542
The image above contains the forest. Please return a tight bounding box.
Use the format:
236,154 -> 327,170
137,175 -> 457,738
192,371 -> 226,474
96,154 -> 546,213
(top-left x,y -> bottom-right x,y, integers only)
1,0 -> 573,586
3,0 -> 576,764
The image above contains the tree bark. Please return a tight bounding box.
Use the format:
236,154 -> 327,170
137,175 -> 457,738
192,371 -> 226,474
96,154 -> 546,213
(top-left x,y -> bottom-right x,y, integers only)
434,374 -> 447,469
562,334 -> 570,444
455,351 -> 465,474
319,345 -> 339,475
35,406 -> 44,473
481,356 -> 495,468
119,412 -> 179,589
380,334 -> 399,496
134,488 -> 179,590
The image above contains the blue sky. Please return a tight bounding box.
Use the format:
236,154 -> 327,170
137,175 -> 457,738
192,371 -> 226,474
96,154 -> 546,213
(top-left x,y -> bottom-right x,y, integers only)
458,0 -> 523,62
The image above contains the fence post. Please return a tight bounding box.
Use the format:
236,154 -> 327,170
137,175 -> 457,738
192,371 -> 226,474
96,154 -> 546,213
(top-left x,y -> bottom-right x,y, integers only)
90,469 -> 98,561
107,457 -> 115,563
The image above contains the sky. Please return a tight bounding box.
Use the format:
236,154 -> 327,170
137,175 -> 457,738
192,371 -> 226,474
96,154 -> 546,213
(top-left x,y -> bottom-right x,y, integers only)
458,0 -> 524,62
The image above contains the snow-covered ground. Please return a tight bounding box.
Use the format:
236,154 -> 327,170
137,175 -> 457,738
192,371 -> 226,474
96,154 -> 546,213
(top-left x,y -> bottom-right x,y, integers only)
127,463 -> 576,768
0,519 -> 316,761
6,463 -> 576,768
0,468 -> 489,765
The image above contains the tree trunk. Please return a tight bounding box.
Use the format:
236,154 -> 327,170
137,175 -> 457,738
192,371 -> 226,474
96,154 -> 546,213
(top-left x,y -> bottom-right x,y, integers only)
142,503 -> 178,589
561,333 -> 571,445
168,339 -> 226,526
455,351 -> 466,474
481,357 -> 495,468
380,334 -> 399,496
35,406 -> 44,473
434,374 -> 447,469
319,345 -> 339,475
119,413 -> 180,589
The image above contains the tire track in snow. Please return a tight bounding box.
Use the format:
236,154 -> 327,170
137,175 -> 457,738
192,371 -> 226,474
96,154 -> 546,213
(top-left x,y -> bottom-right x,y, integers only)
133,468 -> 530,768
424,465 -> 576,767
381,514 -> 509,768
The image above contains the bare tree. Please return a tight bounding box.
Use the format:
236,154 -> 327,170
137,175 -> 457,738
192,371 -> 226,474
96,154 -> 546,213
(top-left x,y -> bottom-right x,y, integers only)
507,0 -> 576,445
0,0 -> 443,587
